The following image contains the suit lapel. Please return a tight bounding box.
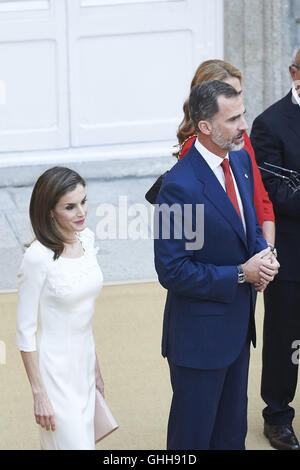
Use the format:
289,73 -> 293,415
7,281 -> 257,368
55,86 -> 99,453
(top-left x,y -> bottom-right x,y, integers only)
229,152 -> 255,252
189,146 -> 248,250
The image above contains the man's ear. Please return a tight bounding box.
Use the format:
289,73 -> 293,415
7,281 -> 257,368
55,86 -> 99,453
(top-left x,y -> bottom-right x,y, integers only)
289,65 -> 297,81
198,120 -> 213,135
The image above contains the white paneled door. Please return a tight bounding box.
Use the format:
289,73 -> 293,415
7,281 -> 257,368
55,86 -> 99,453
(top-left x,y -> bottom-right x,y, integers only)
0,0 -> 69,153
0,0 -> 223,163
68,0 -> 224,148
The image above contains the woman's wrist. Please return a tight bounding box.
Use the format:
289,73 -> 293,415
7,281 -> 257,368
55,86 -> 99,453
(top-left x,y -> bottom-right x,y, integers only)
262,220 -> 275,247
32,387 -> 47,397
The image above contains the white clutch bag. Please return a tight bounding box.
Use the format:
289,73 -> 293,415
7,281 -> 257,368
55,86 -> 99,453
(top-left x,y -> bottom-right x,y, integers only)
94,389 -> 119,443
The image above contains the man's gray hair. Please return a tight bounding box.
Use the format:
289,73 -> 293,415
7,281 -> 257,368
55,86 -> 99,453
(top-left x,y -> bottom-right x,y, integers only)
292,46 -> 300,66
189,80 -> 240,133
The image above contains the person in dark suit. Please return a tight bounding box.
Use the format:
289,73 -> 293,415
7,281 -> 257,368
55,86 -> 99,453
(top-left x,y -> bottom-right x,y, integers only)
250,46 -> 300,450
154,80 -> 279,450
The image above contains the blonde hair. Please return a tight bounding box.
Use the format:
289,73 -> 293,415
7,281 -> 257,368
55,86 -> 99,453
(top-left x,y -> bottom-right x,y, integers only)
174,60 -> 243,158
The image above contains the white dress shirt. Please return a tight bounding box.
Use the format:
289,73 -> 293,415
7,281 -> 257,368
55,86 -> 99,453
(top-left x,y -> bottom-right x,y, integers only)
292,84 -> 300,106
195,138 -> 247,234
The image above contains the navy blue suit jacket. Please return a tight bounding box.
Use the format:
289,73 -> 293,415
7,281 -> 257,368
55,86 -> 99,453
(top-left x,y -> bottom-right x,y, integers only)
154,144 -> 267,370
251,90 -> 300,282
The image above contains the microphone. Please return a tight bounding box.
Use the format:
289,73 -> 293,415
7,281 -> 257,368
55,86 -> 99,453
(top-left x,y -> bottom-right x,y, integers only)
258,163 -> 300,192
263,162 -> 300,178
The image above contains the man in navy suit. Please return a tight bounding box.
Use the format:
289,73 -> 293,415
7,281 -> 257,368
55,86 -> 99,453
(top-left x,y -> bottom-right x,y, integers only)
250,46 -> 300,450
154,80 -> 279,450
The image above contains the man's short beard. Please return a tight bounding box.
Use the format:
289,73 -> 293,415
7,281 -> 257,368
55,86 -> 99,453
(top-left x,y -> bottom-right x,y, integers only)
211,124 -> 244,152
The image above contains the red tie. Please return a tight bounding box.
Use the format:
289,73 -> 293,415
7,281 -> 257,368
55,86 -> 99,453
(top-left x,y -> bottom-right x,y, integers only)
221,158 -> 242,220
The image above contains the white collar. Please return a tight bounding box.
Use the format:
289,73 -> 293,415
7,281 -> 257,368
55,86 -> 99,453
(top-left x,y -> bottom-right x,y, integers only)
292,84 -> 300,106
194,138 -> 229,172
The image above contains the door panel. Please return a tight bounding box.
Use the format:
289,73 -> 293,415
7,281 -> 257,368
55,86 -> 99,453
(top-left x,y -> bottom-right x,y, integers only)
0,0 -> 223,160
0,0 -> 69,152
68,0 -> 224,148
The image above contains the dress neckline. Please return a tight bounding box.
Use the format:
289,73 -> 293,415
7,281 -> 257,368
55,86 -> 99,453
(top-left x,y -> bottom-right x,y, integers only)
59,232 -> 86,260
59,250 -> 86,260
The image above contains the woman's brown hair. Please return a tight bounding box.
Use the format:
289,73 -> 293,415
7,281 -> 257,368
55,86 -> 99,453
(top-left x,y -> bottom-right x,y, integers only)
173,59 -> 243,158
29,166 -> 86,260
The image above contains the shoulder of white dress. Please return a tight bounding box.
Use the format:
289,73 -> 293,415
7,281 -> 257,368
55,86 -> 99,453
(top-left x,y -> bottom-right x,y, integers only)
78,227 -> 95,242
77,227 -> 99,255
23,240 -> 53,267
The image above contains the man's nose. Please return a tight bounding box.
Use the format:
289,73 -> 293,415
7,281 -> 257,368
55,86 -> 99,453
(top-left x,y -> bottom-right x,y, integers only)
239,116 -> 249,132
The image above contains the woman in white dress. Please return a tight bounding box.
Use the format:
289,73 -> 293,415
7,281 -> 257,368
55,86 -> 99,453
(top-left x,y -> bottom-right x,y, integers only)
16,166 -> 104,450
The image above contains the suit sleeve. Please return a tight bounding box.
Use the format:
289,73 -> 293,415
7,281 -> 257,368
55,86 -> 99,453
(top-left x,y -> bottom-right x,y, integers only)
244,133 -> 275,225
154,182 -> 238,302
251,115 -> 300,219
16,244 -> 48,352
242,149 -> 269,253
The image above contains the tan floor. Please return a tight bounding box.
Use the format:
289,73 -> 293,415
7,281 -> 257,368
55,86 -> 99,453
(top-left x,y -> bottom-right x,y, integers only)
0,282 -> 299,450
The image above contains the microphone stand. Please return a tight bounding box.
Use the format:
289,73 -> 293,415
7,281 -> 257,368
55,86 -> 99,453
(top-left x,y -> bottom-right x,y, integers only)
258,162 -> 300,193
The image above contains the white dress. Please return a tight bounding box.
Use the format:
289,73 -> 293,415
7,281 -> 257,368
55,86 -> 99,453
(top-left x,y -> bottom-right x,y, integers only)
16,228 -> 103,450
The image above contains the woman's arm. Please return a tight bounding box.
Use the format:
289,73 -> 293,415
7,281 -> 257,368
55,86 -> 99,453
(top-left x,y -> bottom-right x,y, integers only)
20,351 -> 55,432
243,133 -> 276,245
17,243 -> 55,431
262,220 -> 275,247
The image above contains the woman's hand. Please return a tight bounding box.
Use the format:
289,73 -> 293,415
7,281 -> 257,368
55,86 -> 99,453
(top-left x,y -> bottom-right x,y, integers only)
19,351 -> 56,432
33,390 -> 55,432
